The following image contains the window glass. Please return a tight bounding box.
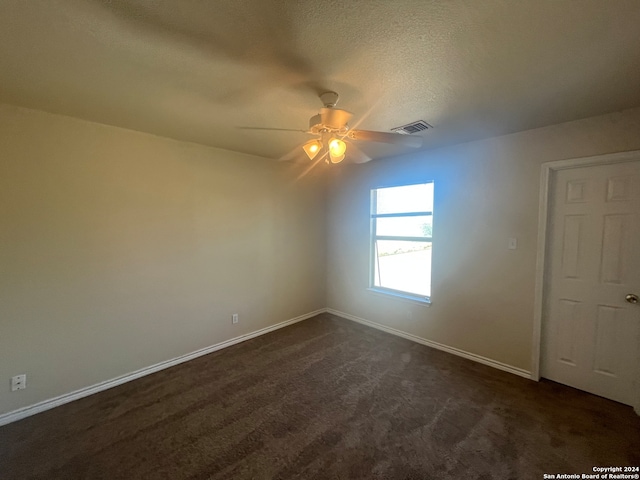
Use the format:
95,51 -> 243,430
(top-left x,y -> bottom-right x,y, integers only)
375,216 -> 432,238
373,240 -> 432,297
375,183 -> 433,214
370,182 -> 433,300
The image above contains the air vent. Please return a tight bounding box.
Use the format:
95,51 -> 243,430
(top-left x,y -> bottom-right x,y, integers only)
391,120 -> 432,135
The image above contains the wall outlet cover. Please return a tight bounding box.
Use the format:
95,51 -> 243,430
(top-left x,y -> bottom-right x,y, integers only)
11,374 -> 26,391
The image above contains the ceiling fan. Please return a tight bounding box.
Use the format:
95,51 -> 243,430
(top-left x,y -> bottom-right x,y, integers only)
248,91 -> 423,164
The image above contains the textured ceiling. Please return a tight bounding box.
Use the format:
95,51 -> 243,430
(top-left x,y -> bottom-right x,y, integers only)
1,0 -> 640,161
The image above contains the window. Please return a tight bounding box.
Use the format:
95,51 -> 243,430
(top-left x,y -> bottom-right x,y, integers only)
370,182 -> 433,303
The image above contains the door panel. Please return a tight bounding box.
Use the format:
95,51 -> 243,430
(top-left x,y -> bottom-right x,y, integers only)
556,299 -> 579,365
600,214 -> 627,284
592,305 -> 620,376
560,215 -> 585,279
542,160 -> 640,406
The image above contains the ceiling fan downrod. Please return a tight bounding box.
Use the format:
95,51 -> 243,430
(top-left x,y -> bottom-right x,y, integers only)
319,91 -> 339,108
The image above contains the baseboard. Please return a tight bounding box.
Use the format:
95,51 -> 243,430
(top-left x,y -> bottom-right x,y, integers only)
0,309 -> 326,427
326,308 -> 531,379
0,307 -> 532,427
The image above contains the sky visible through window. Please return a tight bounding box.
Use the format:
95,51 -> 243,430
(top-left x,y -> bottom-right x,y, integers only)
376,183 -> 433,214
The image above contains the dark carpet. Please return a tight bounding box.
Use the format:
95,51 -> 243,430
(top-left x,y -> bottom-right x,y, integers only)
1,313 -> 639,479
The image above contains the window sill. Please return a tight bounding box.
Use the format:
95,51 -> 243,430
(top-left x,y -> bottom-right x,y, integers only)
366,288 -> 432,306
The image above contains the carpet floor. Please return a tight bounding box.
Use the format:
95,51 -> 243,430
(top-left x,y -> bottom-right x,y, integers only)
1,313 -> 639,479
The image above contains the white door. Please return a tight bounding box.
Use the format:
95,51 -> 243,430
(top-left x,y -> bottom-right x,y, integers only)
541,160 -> 640,406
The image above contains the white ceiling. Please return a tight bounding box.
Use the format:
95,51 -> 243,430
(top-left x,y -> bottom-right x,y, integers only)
1,0 -> 639,161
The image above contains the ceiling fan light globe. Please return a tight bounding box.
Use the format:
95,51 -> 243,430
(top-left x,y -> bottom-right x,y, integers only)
329,138 -> 347,157
330,153 -> 345,164
302,140 -> 322,160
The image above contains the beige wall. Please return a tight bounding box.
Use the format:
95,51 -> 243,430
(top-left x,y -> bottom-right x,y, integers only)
326,107 -> 640,372
3,102 -> 640,417
0,104 -> 326,415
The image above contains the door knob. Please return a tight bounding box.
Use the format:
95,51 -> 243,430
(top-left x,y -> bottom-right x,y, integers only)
626,294 -> 639,304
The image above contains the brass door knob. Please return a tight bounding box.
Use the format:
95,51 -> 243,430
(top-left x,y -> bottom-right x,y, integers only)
625,294 -> 639,304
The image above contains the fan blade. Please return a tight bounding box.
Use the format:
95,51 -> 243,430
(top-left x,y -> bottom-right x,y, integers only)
278,141 -> 318,163
238,127 -> 311,133
320,108 -> 353,129
347,129 -> 422,148
345,141 -> 371,164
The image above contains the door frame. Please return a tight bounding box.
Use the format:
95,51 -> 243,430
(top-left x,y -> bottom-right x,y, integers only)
531,149 -> 640,413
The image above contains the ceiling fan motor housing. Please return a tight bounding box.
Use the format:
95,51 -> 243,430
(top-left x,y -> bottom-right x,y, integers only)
309,107 -> 353,134
309,114 -> 323,131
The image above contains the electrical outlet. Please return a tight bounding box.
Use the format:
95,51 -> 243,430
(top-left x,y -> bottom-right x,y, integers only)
11,374 -> 26,391
232,313 -> 239,324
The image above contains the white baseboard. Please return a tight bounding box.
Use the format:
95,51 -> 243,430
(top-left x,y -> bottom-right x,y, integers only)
0,307 -> 532,427
0,309 -> 326,427
326,308 -> 532,379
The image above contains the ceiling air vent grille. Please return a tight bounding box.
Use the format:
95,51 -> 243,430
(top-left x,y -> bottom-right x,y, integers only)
391,120 -> 432,135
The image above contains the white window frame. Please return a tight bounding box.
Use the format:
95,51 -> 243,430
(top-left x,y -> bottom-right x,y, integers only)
368,181 -> 433,304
